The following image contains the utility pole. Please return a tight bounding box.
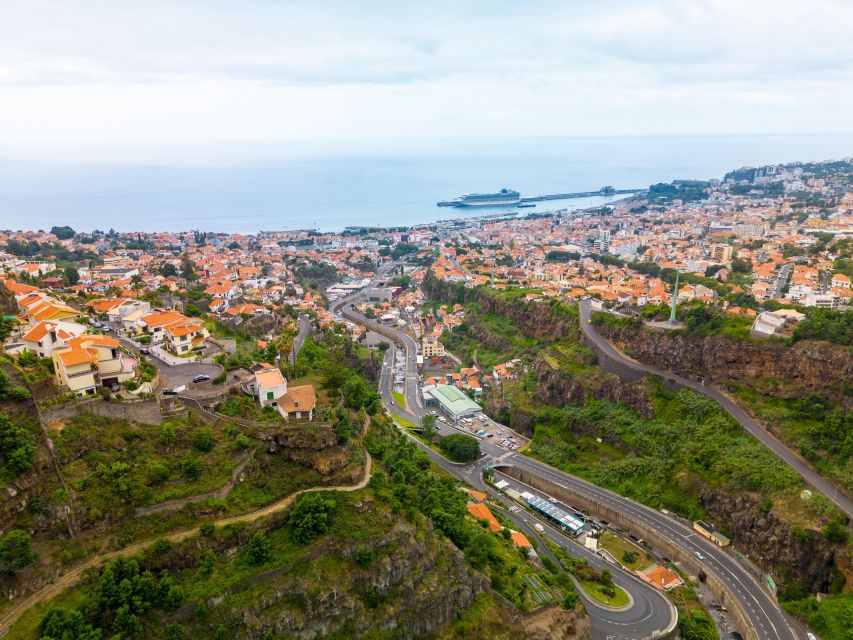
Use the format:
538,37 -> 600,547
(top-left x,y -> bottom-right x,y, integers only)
669,272 -> 680,325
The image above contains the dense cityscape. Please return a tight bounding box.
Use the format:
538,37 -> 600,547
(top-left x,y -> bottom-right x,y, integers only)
0,158 -> 851,640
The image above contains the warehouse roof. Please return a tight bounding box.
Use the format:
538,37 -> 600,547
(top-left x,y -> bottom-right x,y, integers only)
426,384 -> 481,417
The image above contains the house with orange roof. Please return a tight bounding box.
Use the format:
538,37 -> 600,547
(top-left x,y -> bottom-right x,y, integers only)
162,318 -> 209,356
240,362 -> 317,420
18,320 -> 86,358
640,565 -> 683,591
467,502 -> 502,533
510,531 -> 532,549
52,333 -> 135,396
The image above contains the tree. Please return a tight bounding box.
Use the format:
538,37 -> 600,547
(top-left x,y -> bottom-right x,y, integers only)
192,428 -> 215,453
421,414 -> 437,442
161,263 -> 178,278
64,266 -> 79,285
180,254 -> 197,281
0,414 -> 36,474
0,529 -> 34,573
50,225 -> 75,240
440,434 -> 480,462
180,454 -> 202,480
246,532 -> 271,565
289,492 -> 337,543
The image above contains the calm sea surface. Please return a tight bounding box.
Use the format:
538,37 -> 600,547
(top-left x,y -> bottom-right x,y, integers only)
0,134 -> 851,233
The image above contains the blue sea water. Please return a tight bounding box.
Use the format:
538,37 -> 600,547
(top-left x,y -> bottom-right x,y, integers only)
0,134 -> 851,234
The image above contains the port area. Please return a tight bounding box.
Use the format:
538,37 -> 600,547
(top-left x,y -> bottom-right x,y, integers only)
437,187 -> 644,207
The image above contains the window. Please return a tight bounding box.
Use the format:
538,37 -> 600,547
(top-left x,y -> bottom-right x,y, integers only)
266,391 -> 274,400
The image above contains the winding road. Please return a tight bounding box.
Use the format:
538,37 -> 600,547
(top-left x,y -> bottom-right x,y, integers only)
578,298 -> 853,519
331,266 -> 678,640
330,265 -> 808,640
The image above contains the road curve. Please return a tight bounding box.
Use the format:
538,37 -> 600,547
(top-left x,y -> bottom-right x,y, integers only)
330,271 -> 678,640
578,298 -> 853,519
331,269 -> 805,640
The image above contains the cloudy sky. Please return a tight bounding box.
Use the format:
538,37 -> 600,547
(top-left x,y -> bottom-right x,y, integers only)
1,0 -> 851,157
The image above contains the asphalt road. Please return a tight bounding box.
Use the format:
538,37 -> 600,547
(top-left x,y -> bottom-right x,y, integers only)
331,267 -> 678,640
108,330 -> 222,389
372,342 -> 678,640
578,298 -> 853,519
290,313 -> 312,363
330,268 -> 811,640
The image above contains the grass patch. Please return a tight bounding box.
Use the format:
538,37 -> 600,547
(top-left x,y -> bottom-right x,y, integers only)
391,390 -> 406,409
579,580 -> 630,607
598,531 -> 653,572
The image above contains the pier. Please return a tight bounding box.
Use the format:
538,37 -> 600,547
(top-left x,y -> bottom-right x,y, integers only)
437,186 -> 645,207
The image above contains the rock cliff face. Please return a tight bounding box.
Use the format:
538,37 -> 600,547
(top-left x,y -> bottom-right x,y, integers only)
534,357 -> 654,418
262,425 -> 358,477
598,325 -> 853,407
485,356 -> 653,437
238,516 -> 485,639
423,275 -> 580,341
699,488 -> 839,595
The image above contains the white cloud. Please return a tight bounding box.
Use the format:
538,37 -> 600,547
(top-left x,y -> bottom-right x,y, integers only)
0,0 -> 851,158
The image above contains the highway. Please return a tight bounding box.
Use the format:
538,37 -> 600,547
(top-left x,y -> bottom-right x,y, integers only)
578,298 -> 853,519
329,265 -> 806,640
330,266 -> 678,640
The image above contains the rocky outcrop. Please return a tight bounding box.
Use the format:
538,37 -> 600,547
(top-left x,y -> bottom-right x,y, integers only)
534,356 -> 654,419
423,275 -> 580,341
262,425 -> 358,477
700,488 -> 841,595
485,356 -> 653,437
599,325 -> 853,407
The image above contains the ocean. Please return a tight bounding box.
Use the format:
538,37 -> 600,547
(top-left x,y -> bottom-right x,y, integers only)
0,133 -> 851,234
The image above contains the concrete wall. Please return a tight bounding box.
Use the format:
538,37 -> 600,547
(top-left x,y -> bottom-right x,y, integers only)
40,396 -> 163,425
495,465 -> 759,640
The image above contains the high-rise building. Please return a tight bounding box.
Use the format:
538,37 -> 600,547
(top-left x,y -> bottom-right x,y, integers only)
710,243 -> 733,264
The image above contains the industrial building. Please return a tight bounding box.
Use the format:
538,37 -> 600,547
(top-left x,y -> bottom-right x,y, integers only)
423,383 -> 481,419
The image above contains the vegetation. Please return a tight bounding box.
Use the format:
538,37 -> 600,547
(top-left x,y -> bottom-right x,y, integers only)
37,557 -> 183,640
791,308 -> 853,346
0,413 -> 36,475
783,594 -> 853,640
526,384 -> 825,522
440,433 -> 481,462
0,530 -> 34,574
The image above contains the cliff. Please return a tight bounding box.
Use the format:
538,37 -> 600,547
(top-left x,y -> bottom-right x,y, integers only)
699,487 -> 841,597
262,424 -> 363,479
598,324 -> 853,407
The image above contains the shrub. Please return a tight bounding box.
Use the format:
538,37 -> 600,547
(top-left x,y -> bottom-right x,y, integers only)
353,547 -> 374,567
180,454 -> 202,480
289,492 -> 337,544
192,428 -> 215,453
439,434 -> 480,462
0,415 -> 36,474
246,532 -> 271,565
199,522 -> 215,538
0,529 -> 34,573
234,433 -> 252,450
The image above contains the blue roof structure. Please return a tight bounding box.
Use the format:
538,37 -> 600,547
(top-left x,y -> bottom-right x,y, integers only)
526,495 -> 585,534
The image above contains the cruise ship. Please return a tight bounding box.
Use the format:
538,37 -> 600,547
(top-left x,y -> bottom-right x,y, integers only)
437,188 -> 521,207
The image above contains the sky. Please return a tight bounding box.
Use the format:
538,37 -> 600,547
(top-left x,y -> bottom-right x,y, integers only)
1,0 -> 852,161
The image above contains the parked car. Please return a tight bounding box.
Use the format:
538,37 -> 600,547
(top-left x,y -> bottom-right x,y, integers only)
138,348 -> 150,355
192,374 -> 211,383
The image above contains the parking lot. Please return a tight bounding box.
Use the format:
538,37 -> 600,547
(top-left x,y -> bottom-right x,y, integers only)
428,409 -> 530,451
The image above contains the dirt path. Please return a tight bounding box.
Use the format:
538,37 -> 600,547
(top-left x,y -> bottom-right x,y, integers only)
0,452 -> 372,637
134,446 -> 260,518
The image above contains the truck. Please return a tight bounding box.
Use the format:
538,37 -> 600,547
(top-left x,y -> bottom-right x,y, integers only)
534,523 -> 545,534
